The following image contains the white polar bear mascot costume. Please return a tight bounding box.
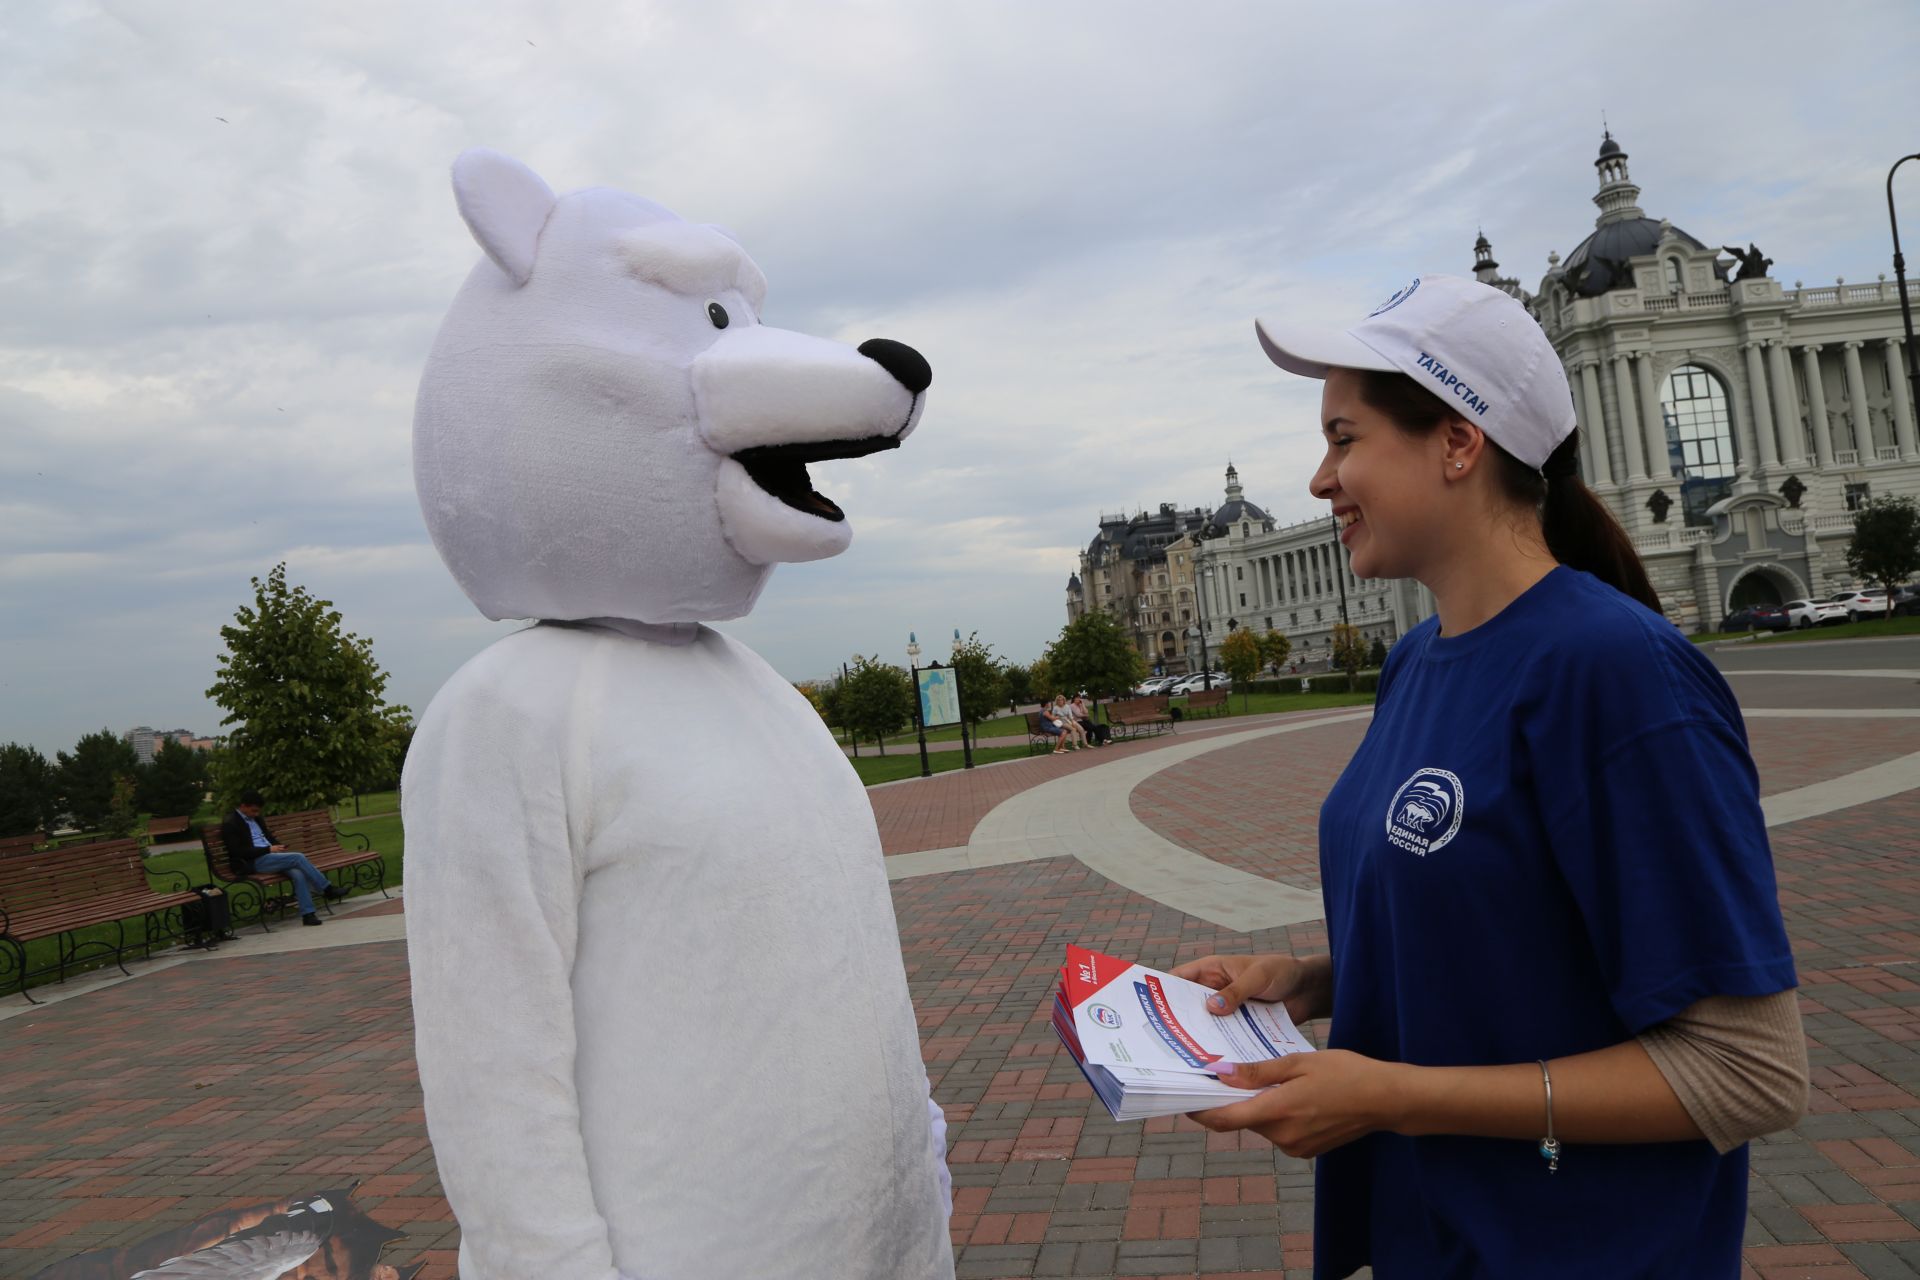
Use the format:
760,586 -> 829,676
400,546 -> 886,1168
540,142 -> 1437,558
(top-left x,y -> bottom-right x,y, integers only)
402,148 -> 954,1280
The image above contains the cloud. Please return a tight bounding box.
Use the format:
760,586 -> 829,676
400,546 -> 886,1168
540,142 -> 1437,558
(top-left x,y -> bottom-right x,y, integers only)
2,0 -> 1915,751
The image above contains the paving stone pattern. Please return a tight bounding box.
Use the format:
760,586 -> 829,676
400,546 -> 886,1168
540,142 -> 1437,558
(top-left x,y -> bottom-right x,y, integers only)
4,708 -> 1920,1278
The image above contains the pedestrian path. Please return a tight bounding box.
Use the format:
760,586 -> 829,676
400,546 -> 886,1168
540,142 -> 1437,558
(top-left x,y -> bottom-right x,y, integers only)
5,692 -> 1920,1279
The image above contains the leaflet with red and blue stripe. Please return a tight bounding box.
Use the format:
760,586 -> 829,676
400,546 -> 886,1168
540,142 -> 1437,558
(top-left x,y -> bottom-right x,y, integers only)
1062,944 -> 1312,1076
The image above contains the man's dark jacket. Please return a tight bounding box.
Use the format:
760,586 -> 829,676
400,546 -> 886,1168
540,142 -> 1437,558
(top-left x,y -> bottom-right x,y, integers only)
219,809 -> 276,875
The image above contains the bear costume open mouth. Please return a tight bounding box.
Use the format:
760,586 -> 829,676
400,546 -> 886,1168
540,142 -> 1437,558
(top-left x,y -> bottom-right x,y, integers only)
730,431 -> 906,524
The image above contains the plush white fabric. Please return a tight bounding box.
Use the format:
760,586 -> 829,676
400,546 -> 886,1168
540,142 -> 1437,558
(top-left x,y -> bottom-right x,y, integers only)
414,147 -> 924,622
406,151 -> 951,1280
406,626 -> 953,1280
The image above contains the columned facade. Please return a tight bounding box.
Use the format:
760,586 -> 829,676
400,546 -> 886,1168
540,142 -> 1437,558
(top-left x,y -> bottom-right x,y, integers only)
1504,130 -> 1920,629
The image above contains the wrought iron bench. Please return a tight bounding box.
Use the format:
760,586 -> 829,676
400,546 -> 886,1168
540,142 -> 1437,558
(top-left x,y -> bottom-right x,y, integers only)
200,808 -> 388,931
0,837 -> 199,1003
1024,711 -> 1065,754
1105,696 -> 1172,740
144,815 -> 194,843
1184,687 -> 1230,719
0,832 -> 47,858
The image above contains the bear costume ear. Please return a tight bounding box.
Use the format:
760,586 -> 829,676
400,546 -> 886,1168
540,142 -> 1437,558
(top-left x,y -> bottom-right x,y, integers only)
451,148 -> 556,287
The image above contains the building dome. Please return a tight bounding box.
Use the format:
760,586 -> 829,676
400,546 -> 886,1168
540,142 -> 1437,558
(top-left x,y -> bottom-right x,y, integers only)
1556,129 -> 1705,296
1206,497 -> 1271,537
1560,218 -> 1706,296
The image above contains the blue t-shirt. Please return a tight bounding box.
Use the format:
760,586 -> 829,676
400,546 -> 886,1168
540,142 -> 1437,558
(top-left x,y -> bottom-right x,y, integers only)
1314,567 -> 1795,1280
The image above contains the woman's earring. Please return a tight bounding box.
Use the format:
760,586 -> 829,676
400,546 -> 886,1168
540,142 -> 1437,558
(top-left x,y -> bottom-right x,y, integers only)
1454,462 -> 1464,470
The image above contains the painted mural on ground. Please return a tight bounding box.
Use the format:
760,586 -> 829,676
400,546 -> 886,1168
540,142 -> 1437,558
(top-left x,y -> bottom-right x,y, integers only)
30,1183 -> 420,1280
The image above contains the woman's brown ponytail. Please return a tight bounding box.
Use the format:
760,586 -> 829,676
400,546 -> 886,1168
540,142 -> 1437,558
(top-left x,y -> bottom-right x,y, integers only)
1356,371 -> 1661,613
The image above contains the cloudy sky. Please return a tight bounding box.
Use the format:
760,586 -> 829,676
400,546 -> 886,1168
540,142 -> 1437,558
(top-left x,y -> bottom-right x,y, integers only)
3,1 -> 1916,755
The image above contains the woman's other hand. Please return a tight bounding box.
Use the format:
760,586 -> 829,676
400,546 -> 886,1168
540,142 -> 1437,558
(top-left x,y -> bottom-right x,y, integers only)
1188,1049 -> 1409,1158
1172,952 -> 1332,1026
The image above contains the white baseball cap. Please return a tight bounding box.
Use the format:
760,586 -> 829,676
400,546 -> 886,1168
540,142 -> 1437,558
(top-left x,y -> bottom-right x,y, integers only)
1254,274 -> 1574,470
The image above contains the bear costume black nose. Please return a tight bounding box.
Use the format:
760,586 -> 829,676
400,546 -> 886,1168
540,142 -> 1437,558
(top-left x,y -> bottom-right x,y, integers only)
858,339 -> 932,396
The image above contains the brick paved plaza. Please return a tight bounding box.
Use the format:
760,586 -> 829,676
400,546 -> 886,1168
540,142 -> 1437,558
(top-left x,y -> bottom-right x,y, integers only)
4,642 -> 1920,1279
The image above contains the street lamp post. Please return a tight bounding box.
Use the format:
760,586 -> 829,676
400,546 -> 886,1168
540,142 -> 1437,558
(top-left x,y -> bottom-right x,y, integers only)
1890,153 -> 1920,419
842,659 -> 857,757
1195,564 -> 1215,691
1328,513 -> 1352,679
907,632 -> 931,779
1328,513 -> 1351,630
952,628 -> 974,770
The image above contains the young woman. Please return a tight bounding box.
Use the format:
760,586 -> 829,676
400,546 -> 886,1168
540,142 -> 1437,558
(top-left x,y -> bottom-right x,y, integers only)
1174,275 -> 1806,1279
1049,694 -> 1088,752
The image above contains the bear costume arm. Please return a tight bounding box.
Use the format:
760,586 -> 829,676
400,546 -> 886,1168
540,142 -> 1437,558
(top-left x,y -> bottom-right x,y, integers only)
404,653 -> 622,1280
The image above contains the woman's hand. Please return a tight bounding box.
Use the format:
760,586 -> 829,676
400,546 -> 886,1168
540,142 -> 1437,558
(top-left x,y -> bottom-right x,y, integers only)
1188,1050 -> 1410,1158
1172,952 -> 1332,1026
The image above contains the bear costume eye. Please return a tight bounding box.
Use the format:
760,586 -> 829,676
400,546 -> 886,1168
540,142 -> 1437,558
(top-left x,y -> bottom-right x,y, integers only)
707,301 -> 729,330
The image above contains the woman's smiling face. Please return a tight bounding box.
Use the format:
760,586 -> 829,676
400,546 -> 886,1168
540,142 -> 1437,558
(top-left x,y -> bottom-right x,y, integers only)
1308,367 -> 1454,581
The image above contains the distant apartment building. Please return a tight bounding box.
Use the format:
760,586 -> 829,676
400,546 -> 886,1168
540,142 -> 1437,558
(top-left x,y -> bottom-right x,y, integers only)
122,727 -> 210,764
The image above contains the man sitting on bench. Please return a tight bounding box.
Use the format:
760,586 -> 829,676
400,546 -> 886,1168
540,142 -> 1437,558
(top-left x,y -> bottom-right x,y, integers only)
221,790 -> 345,927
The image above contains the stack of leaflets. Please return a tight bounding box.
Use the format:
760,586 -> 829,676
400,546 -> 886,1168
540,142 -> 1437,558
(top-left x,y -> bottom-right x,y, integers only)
1050,943 -> 1314,1121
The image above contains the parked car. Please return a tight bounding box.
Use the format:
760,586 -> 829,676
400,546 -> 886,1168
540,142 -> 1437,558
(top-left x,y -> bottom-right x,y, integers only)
1893,586 -> 1920,618
1167,672 -> 1221,694
1133,676 -> 1178,695
1719,605 -> 1788,633
1827,589 -> 1892,622
1783,598 -> 1848,629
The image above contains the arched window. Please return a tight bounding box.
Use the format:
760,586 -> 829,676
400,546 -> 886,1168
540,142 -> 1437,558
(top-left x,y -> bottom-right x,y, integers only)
1660,364 -> 1737,527
1664,257 -> 1684,294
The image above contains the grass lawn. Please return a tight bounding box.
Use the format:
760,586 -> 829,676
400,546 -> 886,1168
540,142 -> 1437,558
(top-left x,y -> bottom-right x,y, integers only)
331,790 -> 400,821
1691,616 -> 1920,646
848,743 -> 1036,785
866,692 -> 1373,748
1180,690 -> 1376,717
871,710 -> 1030,748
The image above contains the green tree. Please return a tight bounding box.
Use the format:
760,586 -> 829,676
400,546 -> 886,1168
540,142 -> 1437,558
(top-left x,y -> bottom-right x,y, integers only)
1220,629 -> 1262,710
102,773 -> 142,840
1258,629 -> 1292,675
0,743 -> 59,837
136,737 -> 209,818
1045,611 -> 1146,701
950,633 -> 1008,728
794,680 -> 830,722
1028,657 -> 1057,702
1845,496 -> 1920,608
837,655 -> 914,754
1368,636 -> 1389,668
205,563 -> 412,811
1002,662 -> 1033,711
56,728 -> 139,832
1330,622 -> 1367,679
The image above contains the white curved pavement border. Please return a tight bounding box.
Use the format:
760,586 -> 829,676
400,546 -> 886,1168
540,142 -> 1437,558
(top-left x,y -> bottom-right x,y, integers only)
886,707 -> 1920,933
11,698 -> 1918,1019
885,712 -> 1370,932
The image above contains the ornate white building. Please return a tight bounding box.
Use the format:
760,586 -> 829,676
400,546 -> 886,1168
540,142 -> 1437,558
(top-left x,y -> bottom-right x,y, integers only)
1512,130 -> 1918,627
1069,466 -> 1424,674
1075,131 -> 1918,653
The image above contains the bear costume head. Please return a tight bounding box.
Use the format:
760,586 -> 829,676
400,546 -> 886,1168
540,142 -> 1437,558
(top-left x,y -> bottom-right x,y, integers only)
414,148 -> 930,626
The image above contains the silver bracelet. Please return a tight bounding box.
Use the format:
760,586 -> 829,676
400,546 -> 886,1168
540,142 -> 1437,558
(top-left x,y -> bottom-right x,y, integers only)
1537,1059 -> 1561,1172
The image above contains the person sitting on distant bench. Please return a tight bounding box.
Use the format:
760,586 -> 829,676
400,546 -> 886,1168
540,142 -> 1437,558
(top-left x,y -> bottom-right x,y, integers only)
220,790 -> 345,927
1069,692 -> 1110,746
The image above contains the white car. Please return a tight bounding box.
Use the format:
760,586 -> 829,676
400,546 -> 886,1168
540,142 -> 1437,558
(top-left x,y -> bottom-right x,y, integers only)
1134,676 -> 1177,695
1826,589 -> 1891,622
1168,672 -> 1222,694
1784,598 -> 1848,629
